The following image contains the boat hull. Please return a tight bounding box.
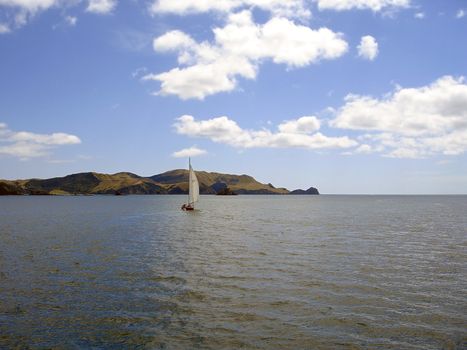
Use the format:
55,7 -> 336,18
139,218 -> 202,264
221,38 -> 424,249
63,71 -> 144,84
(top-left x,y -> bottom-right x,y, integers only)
181,204 -> 194,211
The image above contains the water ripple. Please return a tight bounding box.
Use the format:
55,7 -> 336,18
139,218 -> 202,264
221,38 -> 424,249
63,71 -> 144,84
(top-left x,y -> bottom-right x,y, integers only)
0,195 -> 466,349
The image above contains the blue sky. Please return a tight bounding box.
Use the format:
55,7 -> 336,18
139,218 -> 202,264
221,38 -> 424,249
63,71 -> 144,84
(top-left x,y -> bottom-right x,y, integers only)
1,0 -> 466,194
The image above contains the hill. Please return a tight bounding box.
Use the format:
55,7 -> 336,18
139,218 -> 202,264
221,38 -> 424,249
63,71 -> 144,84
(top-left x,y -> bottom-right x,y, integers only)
0,170 -> 306,195
151,169 -> 289,195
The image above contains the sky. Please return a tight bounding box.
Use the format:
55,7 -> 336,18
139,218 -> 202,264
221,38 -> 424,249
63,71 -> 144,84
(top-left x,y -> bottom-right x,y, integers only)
1,0 -> 467,194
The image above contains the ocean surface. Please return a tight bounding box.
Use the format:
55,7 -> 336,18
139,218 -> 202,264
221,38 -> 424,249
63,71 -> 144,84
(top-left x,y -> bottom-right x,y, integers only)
0,195 -> 466,349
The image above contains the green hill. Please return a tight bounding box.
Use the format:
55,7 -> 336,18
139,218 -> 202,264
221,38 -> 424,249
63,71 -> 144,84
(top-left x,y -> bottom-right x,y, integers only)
0,170 -> 303,195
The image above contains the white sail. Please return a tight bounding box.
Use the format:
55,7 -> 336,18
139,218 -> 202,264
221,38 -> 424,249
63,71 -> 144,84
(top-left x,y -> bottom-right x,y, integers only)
188,161 -> 199,204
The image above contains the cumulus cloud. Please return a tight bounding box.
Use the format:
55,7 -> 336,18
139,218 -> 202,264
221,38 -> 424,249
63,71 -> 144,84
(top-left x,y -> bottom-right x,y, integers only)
86,0 -> 117,14
150,0 -> 311,19
174,115 -> 356,150
456,9 -> 465,19
144,10 -> 348,99
331,76 -> 467,158
0,123 -> 81,159
278,116 -> 321,134
172,146 -> 207,158
357,35 -> 378,60
153,30 -> 195,53
315,0 -> 411,12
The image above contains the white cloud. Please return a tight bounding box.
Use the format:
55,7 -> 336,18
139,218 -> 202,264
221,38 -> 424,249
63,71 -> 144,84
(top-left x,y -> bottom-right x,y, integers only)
0,123 -> 81,159
331,76 -> 467,158
278,116 -> 321,134
0,23 -> 10,33
0,0 -> 61,30
172,146 -> 207,158
414,12 -> 424,19
316,0 -> 411,12
456,9 -> 465,19
153,30 -> 196,53
174,115 -> 357,150
354,144 -> 373,154
150,0 -> 311,19
86,0 -> 116,14
143,56 -> 256,100
0,0 -> 59,13
331,76 -> 467,135
10,131 -> 81,145
357,35 -> 378,60
144,10 -> 348,99
0,0 -> 86,30
65,15 -> 77,26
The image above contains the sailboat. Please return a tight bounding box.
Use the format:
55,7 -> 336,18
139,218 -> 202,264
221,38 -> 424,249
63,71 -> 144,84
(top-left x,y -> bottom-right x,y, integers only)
181,158 -> 199,211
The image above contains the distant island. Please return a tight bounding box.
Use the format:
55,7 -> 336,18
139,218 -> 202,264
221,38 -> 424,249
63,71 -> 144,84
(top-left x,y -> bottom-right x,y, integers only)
289,187 -> 320,195
0,170 -> 319,196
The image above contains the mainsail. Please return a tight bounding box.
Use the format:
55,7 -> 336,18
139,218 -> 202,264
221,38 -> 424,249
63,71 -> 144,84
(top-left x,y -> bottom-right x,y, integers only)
188,160 -> 199,205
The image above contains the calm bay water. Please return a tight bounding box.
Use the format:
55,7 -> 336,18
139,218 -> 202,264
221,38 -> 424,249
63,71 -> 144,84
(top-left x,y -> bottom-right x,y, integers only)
0,195 -> 466,349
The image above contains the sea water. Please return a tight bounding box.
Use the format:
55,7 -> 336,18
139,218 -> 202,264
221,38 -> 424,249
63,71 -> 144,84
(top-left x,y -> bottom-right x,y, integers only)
0,195 -> 466,349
